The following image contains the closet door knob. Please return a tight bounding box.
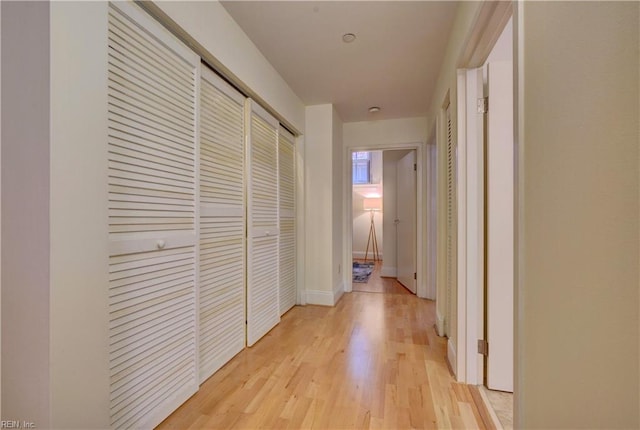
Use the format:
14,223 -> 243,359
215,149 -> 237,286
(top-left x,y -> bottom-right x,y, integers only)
156,239 -> 166,249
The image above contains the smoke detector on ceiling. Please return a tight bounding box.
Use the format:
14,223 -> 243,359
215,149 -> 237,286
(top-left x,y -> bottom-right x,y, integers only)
342,33 -> 356,43
368,106 -> 381,113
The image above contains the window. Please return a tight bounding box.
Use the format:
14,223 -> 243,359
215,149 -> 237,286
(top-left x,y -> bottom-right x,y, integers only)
352,151 -> 371,184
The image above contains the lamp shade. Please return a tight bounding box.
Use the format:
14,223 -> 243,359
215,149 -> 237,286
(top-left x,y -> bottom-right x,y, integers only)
363,197 -> 382,211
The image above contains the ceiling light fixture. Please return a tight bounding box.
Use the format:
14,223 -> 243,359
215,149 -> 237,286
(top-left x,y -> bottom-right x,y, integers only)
342,33 -> 356,43
368,106 -> 381,113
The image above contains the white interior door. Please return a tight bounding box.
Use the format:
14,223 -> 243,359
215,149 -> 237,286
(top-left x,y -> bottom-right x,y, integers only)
107,3 -> 199,427
486,59 -> 514,392
278,127 -> 296,315
198,67 -> 246,383
246,100 -> 280,347
396,150 -> 417,293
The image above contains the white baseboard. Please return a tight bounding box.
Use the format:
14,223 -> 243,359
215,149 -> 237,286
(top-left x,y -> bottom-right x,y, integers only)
436,310 -> 445,336
447,339 -> 457,378
333,281 -> 345,304
352,251 -> 383,259
380,266 -> 396,277
305,290 -> 334,306
306,283 -> 344,307
298,289 -> 307,306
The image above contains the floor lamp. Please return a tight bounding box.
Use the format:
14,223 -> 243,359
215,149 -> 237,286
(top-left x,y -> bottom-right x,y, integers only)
363,197 -> 382,262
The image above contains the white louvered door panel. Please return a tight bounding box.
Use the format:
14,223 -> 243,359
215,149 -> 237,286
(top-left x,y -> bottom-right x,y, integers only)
246,101 -> 280,347
445,104 -> 457,336
107,3 -> 199,428
278,127 -> 296,315
198,67 -> 246,383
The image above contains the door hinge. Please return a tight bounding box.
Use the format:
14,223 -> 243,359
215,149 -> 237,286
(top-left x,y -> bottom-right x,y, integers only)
414,272 -> 417,280
478,339 -> 489,356
477,97 -> 488,114
413,163 -> 417,171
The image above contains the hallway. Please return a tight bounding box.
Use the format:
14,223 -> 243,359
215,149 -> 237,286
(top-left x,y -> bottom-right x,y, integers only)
352,260 -> 413,295
158,292 -> 491,429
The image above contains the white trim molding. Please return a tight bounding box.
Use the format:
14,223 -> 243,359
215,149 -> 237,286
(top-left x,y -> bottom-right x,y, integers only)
305,290 -> 334,306
436,309 -> 446,337
343,141 -> 426,299
380,266 -> 397,278
447,338 -> 458,377
305,283 -> 344,307
452,67 -> 486,385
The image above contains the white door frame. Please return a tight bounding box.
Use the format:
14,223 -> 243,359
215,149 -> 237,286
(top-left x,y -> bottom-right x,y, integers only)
454,67 -> 485,384
343,142 -> 427,298
425,135 -> 437,301
454,2 -> 513,385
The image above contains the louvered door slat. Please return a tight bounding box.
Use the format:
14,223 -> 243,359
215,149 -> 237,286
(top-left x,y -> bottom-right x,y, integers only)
109,128 -> 194,164
247,102 -> 280,346
107,3 -> 198,429
445,104 -> 457,336
278,128 -> 296,315
198,67 -> 246,383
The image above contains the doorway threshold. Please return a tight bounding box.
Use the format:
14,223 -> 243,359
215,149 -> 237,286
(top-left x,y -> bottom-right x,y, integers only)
478,386 -> 513,430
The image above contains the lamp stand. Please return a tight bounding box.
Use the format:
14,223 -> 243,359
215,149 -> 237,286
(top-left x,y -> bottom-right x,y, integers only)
364,210 -> 380,262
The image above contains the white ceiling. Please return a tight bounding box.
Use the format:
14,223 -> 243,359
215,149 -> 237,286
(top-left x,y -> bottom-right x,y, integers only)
220,1 -> 459,123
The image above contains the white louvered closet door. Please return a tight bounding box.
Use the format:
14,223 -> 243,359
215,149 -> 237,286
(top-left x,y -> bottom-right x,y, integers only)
246,101 -> 280,347
107,3 -> 199,428
198,67 -> 246,383
445,104 -> 457,336
278,127 -> 296,315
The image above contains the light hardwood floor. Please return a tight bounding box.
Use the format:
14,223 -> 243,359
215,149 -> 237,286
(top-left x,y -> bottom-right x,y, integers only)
158,267 -> 492,429
352,260 -> 413,295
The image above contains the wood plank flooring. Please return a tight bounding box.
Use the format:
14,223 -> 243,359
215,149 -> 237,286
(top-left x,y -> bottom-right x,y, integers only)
352,260 -> 412,295
158,270 -> 489,429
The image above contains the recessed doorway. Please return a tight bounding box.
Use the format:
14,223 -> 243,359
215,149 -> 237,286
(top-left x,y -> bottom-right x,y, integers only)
351,149 -> 416,295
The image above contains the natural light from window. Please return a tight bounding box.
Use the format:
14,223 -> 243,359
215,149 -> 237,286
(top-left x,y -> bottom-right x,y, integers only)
352,151 -> 371,184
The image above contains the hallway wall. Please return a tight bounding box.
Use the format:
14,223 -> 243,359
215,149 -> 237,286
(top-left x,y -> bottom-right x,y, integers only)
516,2 -> 639,427
305,104 -> 344,305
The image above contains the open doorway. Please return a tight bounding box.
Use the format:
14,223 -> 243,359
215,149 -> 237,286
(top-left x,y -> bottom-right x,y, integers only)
480,16 -> 514,429
350,149 -> 417,295
453,13 -> 514,430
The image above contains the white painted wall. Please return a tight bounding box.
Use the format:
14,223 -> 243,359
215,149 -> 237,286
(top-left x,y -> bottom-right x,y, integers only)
304,105 -> 333,300
49,3 -> 111,427
516,2 -> 639,427
155,1 -> 305,133
1,1 -> 3,417
305,104 -> 343,305
331,107 -> 344,301
343,117 -> 427,149
1,2 -> 51,426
